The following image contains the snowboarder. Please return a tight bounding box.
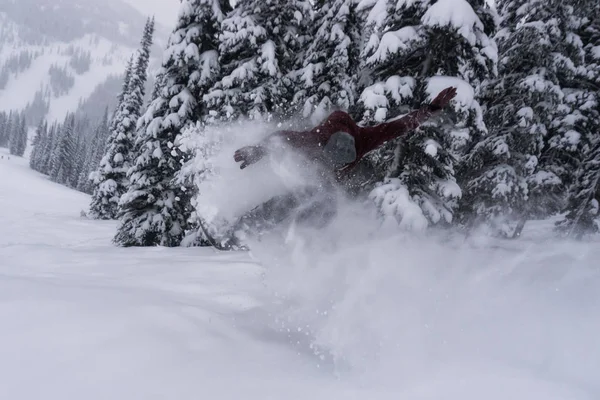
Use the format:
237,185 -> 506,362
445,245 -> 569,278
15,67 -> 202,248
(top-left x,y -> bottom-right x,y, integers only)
227,87 -> 458,245
234,87 -> 457,175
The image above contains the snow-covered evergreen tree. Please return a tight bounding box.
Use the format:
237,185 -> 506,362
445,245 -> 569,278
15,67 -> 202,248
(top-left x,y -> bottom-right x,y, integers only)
560,139 -> 600,237
359,0 -> 497,229
291,0 -> 362,124
51,114 -> 76,184
176,122 -> 224,246
2,111 -> 14,149
41,122 -> 58,174
0,112 -> 7,147
29,120 -> 47,171
69,132 -> 86,187
128,18 -> 155,110
115,0 -> 230,247
9,112 -> 27,157
527,1 -> 589,218
88,58 -> 134,213
457,0 -> 566,234
207,0 -> 311,122
89,19 -> 154,220
18,114 -> 28,156
7,113 -> 17,155
78,109 -> 110,193
557,5 -> 600,237
149,71 -> 165,103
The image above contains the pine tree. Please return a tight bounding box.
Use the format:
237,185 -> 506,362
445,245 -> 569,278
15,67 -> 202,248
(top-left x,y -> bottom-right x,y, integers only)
10,113 -> 27,157
79,109 -> 110,193
208,0 -> 311,122
51,114 -> 76,185
291,0 -> 362,124
3,111 -> 14,150
529,1 -> 588,218
359,0 -> 497,228
89,109 -> 110,169
456,0 -> 563,235
29,120 -> 47,171
89,20 -> 154,219
557,5 -> 600,237
117,56 -> 135,109
70,133 -> 85,187
17,114 -> 28,156
88,58 -> 134,214
9,112 -> 20,156
149,72 -> 165,103
0,112 -> 7,147
560,140 -> 600,237
176,122 -> 224,246
128,17 -> 154,112
41,123 -> 58,174
115,0 -> 230,247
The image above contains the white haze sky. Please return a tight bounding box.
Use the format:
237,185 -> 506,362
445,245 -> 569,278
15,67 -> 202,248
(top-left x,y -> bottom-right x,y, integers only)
123,0 -> 180,27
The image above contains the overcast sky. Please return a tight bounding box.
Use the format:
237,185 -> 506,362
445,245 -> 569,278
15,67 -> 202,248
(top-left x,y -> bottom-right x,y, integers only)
123,0 -> 180,27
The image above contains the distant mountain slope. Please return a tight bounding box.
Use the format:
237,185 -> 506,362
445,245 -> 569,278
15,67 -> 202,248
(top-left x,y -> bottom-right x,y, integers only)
0,0 -> 169,123
0,0 -> 169,47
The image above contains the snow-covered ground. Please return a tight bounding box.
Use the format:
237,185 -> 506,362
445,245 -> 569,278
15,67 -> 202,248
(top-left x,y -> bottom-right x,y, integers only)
1,147 -> 599,399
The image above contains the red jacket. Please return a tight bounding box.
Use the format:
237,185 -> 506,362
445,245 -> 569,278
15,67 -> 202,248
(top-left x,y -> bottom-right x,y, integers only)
267,106 -> 435,171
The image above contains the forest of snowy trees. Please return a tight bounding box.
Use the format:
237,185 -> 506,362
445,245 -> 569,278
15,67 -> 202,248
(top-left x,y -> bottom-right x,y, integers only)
0,110 -> 28,157
15,0 -> 600,247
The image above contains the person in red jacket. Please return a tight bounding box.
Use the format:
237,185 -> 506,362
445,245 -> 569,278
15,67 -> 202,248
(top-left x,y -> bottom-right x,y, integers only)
234,87 -> 457,177
227,87 -> 458,244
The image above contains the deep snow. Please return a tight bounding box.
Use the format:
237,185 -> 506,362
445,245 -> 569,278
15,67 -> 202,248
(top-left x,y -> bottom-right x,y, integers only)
1,147 -> 599,399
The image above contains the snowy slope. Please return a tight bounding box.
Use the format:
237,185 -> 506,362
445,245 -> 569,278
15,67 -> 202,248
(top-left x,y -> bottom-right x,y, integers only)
1,147 -> 599,399
0,0 -> 168,123
0,33 -> 133,121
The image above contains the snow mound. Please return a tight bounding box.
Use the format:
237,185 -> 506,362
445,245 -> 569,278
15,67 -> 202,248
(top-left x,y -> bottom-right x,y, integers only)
422,0 -> 483,46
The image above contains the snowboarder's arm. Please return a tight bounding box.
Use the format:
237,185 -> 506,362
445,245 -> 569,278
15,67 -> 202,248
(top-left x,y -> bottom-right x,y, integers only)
271,110 -> 357,147
233,111 -> 357,169
362,87 -> 457,149
233,130 -> 319,169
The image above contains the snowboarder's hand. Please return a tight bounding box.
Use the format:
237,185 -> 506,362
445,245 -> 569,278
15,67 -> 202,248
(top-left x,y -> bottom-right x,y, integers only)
430,87 -> 457,112
234,145 -> 266,169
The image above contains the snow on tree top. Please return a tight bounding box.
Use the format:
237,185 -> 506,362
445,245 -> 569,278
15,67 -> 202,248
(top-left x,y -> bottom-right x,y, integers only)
357,0 -> 388,29
424,139 -> 439,157
360,76 -> 416,122
562,130 -> 581,147
392,0 -> 421,11
422,0 -> 484,46
530,170 -> 561,186
177,0 -> 225,22
521,74 -> 563,98
426,76 -> 474,110
369,178 -> 429,232
366,26 -> 421,65
260,40 -> 278,77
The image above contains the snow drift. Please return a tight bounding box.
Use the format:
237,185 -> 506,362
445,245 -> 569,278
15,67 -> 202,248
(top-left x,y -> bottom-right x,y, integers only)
252,213 -> 600,395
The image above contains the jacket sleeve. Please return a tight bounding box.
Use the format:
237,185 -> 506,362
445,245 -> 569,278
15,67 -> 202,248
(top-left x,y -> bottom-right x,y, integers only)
361,105 -> 436,150
263,110 -> 357,149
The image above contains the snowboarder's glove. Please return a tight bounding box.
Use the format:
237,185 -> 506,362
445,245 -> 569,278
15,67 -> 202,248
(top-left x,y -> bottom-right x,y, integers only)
429,87 -> 457,112
234,145 -> 267,169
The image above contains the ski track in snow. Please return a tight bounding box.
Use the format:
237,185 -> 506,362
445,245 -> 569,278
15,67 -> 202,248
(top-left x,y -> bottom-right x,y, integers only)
0,147 -> 599,399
